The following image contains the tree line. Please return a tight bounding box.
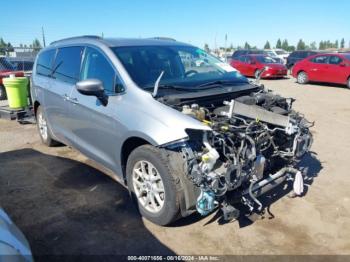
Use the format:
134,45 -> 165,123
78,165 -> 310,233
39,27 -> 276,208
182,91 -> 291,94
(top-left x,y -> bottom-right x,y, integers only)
205,38 -> 348,53
0,37 -> 42,54
263,38 -> 347,51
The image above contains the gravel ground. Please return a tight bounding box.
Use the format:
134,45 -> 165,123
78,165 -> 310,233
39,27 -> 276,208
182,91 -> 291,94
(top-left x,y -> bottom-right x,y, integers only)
0,77 -> 349,259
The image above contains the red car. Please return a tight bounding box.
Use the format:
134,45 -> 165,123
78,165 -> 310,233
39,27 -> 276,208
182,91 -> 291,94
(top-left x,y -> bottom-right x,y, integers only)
230,54 -> 288,79
292,53 -> 350,88
0,57 -> 24,100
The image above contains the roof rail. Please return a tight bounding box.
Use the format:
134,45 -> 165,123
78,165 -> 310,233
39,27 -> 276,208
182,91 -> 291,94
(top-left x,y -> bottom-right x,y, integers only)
50,35 -> 102,45
150,37 -> 176,41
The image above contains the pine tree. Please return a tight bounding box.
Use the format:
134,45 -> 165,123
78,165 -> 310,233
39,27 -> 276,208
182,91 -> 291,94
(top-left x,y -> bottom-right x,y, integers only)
264,41 -> 271,49
297,39 -> 306,50
319,41 -> 324,50
244,42 -> 251,49
340,38 -> 345,48
32,38 -> 42,51
281,39 -> 289,50
276,39 -> 282,49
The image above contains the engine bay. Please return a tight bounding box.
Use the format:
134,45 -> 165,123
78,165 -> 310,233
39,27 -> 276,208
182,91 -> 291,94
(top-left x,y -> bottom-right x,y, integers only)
162,85 -> 313,219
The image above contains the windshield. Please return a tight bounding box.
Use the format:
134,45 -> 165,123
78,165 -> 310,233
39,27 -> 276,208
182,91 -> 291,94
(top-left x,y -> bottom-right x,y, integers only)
276,50 -> 287,55
266,51 -> 277,57
112,45 -> 248,89
255,56 -> 278,64
0,57 -> 16,71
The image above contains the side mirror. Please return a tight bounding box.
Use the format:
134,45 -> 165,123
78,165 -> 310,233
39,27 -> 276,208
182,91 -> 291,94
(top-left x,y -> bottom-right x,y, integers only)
76,79 -> 108,106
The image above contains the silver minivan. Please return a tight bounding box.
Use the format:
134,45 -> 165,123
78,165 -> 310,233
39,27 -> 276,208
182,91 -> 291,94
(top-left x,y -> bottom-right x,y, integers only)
31,36 -> 312,225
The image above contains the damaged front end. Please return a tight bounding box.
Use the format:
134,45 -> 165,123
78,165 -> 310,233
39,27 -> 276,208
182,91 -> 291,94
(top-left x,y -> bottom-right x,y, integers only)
164,87 -> 313,221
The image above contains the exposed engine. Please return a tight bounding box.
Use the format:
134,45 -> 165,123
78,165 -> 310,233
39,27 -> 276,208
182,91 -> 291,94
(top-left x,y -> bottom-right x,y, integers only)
170,88 -> 313,218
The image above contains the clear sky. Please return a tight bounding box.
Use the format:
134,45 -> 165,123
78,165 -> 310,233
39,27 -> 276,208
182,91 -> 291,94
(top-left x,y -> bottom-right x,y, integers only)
1,0 -> 349,49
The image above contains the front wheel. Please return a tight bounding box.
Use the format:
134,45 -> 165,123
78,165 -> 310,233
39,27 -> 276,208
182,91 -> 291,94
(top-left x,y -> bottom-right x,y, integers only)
126,145 -> 182,226
297,71 -> 309,84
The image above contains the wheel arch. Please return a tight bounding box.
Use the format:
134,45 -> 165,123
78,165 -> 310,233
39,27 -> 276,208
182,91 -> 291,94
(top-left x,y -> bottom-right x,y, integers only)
120,136 -> 151,182
297,69 -> 306,75
33,100 -> 41,117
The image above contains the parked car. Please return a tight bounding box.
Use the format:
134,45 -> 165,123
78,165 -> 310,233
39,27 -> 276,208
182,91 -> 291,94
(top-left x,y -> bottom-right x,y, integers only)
231,49 -> 264,60
230,54 -> 288,78
0,57 -> 25,100
286,50 -> 319,69
8,58 -> 35,73
0,208 -> 33,261
31,36 -> 312,225
265,49 -> 289,64
231,49 -> 284,64
292,53 -> 350,88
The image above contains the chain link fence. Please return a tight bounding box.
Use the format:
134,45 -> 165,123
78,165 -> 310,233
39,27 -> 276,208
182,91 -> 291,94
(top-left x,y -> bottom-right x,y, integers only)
0,47 -> 41,72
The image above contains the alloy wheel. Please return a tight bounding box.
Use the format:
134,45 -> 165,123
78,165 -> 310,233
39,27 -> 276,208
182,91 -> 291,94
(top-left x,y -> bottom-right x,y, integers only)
297,72 -> 307,84
38,111 -> 48,141
132,160 -> 165,213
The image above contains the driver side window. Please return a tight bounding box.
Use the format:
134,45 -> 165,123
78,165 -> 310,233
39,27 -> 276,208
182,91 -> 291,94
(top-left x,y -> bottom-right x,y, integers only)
81,47 -> 124,93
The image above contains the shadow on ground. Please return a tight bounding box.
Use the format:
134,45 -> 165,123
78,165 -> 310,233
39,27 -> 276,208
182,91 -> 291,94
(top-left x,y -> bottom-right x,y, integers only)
0,149 -> 175,260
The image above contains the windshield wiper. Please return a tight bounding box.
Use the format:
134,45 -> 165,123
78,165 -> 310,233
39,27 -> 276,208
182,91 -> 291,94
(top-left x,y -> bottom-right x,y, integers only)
196,80 -> 246,88
152,71 -> 164,97
146,84 -> 193,91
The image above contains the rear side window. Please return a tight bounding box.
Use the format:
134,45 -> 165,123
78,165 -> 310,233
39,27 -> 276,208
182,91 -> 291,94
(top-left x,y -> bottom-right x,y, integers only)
232,50 -> 243,58
238,56 -> 246,62
289,52 -> 298,58
36,49 -> 55,77
300,52 -> 310,58
52,47 -> 83,84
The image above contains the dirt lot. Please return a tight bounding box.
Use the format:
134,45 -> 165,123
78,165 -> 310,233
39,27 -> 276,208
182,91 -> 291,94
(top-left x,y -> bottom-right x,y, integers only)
1,77 -> 350,259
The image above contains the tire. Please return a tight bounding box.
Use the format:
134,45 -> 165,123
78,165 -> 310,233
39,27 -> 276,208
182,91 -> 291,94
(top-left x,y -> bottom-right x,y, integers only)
0,85 -> 6,100
297,71 -> 308,84
36,106 -> 59,147
126,145 -> 182,226
347,77 -> 350,89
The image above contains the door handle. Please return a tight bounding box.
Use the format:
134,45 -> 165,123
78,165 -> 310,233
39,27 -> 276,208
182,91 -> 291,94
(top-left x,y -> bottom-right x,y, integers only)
62,94 -> 69,100
69,97 -> 79,104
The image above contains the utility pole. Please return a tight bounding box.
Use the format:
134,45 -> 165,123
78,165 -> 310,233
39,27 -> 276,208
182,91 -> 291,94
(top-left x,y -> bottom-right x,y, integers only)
224,34 -> 227,62
42,27 -> 46,47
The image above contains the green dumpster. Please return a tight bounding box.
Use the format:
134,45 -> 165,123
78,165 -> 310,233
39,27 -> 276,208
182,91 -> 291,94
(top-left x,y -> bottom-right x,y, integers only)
3,76 -> 29,109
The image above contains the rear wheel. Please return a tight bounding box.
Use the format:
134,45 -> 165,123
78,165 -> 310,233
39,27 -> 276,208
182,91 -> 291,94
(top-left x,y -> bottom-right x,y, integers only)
297,71 -> 308,84
347,77 -> 350,89
0,85 -> 6,100
126,145 -> 182,226
36,106 -> 59,147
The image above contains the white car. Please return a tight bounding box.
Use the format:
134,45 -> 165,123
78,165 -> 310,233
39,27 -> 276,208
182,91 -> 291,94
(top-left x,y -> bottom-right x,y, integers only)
265,49 -> 289,64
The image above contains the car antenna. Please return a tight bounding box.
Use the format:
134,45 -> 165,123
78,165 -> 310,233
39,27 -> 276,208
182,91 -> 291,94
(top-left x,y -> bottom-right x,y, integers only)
152,71 -> 164,97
